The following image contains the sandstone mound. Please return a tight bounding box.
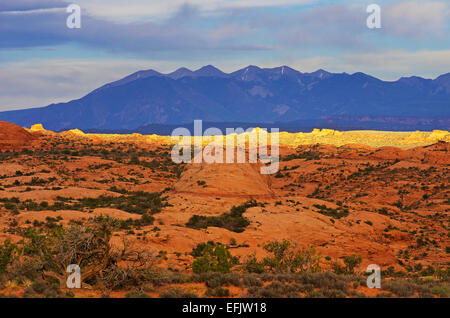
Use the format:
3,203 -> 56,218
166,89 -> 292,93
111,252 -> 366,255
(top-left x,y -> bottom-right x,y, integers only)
402,130 -> 450,144
60,128 -> 87,139
420,141 -> 450,164
370,142 -> 450,164
311,128 -> 343,136
174,162 -> 275,198
29,123 -> 46,132
0,121 -> 38,151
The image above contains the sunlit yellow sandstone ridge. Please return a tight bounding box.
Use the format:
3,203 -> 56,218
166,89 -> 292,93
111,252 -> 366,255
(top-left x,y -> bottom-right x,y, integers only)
26,124 -> 450,149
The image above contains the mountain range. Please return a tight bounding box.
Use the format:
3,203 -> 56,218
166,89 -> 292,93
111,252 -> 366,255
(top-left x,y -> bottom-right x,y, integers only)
0,65 -> 449,131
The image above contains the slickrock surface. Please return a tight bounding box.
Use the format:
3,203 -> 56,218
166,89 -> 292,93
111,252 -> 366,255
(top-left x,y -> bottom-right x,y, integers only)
0,121 -> 38,151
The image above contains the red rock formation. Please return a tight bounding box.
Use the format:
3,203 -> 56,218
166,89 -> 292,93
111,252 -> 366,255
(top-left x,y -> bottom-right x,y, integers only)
0,121 -> 38,151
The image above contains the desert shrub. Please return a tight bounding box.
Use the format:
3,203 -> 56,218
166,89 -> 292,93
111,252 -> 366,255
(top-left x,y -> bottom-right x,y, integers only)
64,290 -> 75,298
77,191 -> 165,214
431,285 -> 449,298
262,240 -> 321,273
21,192 -> 166,215
192,243 -> 236,274
160,287 -> 198,298
282,150 -> 321,161
94,214 -> 154,230
322,289 -> 347,298
419,265 -> 435,277
383,266 -> 396,277
247,281 -> 303,298
10,219 -> 161,291
191,241 -> 217,258
383,280 -> 416,297
332,262 -> 347,274
242,274 -> 263,287
28,177 -> 48,186
108,186 -> 129,194
333,255 -> 362,274
22,279 -> 62,298
244,254 -> 266,274
0,293 -> 19,298
140,271 -> 190,287
295,272 -> 350,293
192,272 -> 241,287
0,240 -> 17,273
186,200 -> 258,233
1,197 -> 20,214
100,266 -> 141,290
21,224 -> 114,288
7,258 -> 42,282
205,276 -> 222,288
312,204 -> 349,219
343,255 -> 362,274
125,290 -> 151,298
205,286 -> 230,297
434,267 -> 449,280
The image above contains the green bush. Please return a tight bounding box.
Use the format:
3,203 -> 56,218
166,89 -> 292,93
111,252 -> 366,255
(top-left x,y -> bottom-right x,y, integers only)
191,241 -> 217,258
192,243 -> 235,274
343,255 -> 362,274
205,286 -> 230,297
242,275 -> 263,287
17,191 -> 166,215
160,287 -> 198,298
186,200 -> 258,233
262,240 -> 321,273
333,255 -> 362,274
247,281 -> 303,298
125,290 -> 151,298
0,240 -> 16,273
244,254 -> 266,274
431,285 -> 449,298
383,280 -> 416,297
312,204 -> 349,219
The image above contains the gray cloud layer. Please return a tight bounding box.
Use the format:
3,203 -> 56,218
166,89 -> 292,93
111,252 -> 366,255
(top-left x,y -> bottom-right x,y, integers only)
0,0 -> 68,11
1,1 -> 448,53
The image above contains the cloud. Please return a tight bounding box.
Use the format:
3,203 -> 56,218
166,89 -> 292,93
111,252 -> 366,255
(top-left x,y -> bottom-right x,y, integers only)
1,1 -> 449,54
75,0 -> 316,21
384,1 -> 450,38
0,3 -> 275,53
273,4 -> 370,49
0,0 -> 68,12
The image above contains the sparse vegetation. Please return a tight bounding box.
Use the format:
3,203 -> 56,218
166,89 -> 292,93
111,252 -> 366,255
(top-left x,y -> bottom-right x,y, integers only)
312,204 -> 349,219
191,242 -> 237,274
186,200 -> 259,233
0,129 -> 448,299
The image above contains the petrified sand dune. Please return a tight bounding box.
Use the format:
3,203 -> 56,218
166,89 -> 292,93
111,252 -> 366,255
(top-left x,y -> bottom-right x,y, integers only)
371,141 -> 450,164
0,121 -> 38,151
174,162 -> 275,198
28,123 -> 46,132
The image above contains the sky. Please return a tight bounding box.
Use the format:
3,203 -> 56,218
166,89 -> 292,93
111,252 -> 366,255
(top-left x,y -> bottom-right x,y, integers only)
0,0 -> 449,111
